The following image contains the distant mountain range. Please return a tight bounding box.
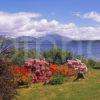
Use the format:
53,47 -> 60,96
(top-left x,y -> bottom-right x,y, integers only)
15,34 -> 100,43
15,34 -> 72,43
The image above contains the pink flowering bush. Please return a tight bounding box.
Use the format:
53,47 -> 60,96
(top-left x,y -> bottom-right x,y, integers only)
67,59 -> 88,74
24,59 -> 52,83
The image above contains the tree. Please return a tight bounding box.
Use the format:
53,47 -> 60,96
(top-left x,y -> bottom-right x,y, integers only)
0,36 -> 16,100
0,59 -> 16,100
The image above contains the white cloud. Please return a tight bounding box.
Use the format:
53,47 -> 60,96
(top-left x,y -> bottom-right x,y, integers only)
75,11 -> 100,22
0,11 -> 100,40
0,11 -> 42,18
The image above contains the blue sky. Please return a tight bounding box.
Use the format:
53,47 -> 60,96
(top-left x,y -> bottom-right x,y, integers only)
0,0 -> 100,39
0,0 -> 100,24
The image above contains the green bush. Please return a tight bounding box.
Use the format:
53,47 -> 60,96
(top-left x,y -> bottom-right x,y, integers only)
49,72 -> 65,85
42,48 -> 73,64
93,62 -> 100,69
86,59 -> 100,69
87,59 -> 96,68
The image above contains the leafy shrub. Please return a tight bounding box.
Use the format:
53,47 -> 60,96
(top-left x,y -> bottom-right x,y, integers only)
12,49 -> 26,66
49,72 -> 65,85
42,48 -> 73,64
92,62 -> 100,69
85,59 -> 100,69
87,59 -> 96,68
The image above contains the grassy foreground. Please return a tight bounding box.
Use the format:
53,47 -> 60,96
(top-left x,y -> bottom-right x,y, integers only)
14,69 -> 100,100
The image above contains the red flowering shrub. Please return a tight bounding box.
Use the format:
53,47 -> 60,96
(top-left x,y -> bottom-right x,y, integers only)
50,64 -> 75,76
13,66 -> 32,86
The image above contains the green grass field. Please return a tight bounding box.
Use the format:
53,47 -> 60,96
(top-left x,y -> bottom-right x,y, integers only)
14,69 -> 100,100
